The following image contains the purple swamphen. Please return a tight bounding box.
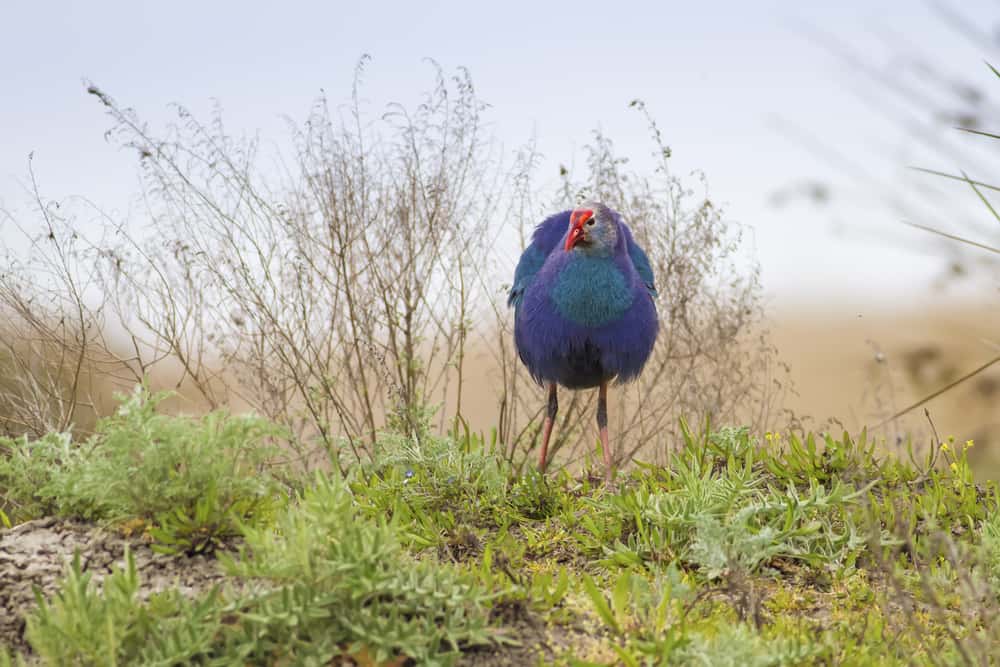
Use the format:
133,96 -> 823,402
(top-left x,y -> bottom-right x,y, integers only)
508,202 -> 659,483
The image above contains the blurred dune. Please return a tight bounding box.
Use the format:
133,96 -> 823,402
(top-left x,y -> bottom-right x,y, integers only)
769,300 -> 1000,480
13,301 -> 1000,480
452,300 -> 1000,479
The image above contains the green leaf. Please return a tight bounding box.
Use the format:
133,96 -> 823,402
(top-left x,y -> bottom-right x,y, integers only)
582,574 -> 621,635
611,644 -> 642,667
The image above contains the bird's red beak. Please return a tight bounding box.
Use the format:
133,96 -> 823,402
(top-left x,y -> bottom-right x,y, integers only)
565,208 -> 594,251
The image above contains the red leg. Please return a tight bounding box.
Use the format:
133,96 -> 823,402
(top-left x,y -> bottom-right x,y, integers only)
598,380 -> 612,484
538,383 -> 558,472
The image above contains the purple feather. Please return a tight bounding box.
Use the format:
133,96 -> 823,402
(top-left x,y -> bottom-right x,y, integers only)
510,204 -> 659,389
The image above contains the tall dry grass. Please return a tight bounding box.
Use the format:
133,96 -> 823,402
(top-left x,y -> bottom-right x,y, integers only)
0,61 -> 785,473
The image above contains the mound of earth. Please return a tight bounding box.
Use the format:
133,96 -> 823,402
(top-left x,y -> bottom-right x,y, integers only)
0,518 -> 226,656
1,518 -> 602,664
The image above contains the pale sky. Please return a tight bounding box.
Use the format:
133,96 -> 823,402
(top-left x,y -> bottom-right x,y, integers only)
3,0 -> 1000,307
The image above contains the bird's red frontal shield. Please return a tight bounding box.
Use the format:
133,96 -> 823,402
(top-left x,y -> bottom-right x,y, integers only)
565,208 -> 594,251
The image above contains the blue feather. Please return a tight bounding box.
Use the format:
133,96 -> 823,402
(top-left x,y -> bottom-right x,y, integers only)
622,225 -> 657,298
508,206 -> 660,389
507,211 -> 572,309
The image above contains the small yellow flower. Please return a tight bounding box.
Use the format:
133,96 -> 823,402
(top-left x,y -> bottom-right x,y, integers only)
950,462 -> 959,473
965,439 -> 974,450
765,432 -> 773,442
940,442 -> 950,453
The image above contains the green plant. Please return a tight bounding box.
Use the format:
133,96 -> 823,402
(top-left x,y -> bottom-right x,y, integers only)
578,567 -> 693,664
981,506 -> 1000,589
528,566 -> 571,612
509,467 -> 564,520
674,622 -> 818,667
24,549 -> 223,665
75,386 -> 282,552
57,386 -> 281,519
0,386 -> 285,551
220,472 -> 499,665
0,430 -> 80,524
764,429 -> 888,486
0,646 -> 27,667
7,417 -> 1000,665
351,421 -> 522,551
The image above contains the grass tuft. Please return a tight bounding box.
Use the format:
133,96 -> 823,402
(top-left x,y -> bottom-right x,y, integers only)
4,412 -> 999,665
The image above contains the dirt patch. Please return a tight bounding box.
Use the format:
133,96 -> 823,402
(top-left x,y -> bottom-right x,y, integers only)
0,518 -> 590,664
0,518 -> 227,655
457,599 -> 612,666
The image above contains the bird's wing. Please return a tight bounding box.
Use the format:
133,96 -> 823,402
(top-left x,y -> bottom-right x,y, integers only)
507,210 -> 571,308
622,223 -> 658,298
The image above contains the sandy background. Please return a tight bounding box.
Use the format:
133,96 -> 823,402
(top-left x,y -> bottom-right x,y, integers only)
113,298 -> 1000,482
769,300 -> 1000,478
444,299 -> 1000,479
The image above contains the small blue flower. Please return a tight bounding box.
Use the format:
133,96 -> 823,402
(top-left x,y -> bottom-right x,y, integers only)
404,469 -> 414,479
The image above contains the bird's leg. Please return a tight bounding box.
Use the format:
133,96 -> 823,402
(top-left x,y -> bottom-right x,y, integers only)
538,383 -> 558,473
597,381 -> 612,484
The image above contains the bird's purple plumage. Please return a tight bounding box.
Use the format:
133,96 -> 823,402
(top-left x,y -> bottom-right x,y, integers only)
509,207 -> 659,389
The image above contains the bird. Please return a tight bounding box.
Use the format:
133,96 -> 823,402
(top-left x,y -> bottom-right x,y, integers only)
508,202 -> 659,484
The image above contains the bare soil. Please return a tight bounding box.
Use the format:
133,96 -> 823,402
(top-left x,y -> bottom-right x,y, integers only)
0,518 -> 226,656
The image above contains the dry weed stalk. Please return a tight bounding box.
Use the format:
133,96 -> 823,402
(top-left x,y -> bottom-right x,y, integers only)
0,157 -> 146,437
82,61 -> 497,470
1,64 -> 785,473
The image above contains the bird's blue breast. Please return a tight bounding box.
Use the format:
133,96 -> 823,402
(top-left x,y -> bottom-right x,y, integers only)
549,257 -> 634,327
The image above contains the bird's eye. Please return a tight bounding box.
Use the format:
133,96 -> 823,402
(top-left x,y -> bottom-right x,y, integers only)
586,218 -> 596,226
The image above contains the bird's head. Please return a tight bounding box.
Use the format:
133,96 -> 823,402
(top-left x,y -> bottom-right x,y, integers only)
564,201 -> 619,256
